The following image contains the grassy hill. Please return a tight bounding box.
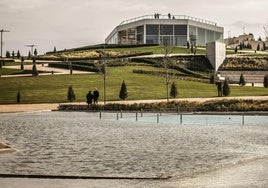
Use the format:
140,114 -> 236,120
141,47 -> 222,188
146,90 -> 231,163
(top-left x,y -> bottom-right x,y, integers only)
0,45 -> 267,104
0,66 -> 267,104
41,45 -> 206,60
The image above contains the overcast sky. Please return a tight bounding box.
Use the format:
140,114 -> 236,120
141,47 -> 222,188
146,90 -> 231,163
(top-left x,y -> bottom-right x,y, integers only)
0,0 -> 267,55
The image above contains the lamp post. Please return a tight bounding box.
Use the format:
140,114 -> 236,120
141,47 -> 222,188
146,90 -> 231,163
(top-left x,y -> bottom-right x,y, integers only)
96,48 -> 108,105
25,44 -> 37,58
102,62 -> 107,105
0,29 -> 10,58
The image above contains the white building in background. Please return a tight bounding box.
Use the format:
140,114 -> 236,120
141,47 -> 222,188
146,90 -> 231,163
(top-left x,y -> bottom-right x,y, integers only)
105,14 -> 224,46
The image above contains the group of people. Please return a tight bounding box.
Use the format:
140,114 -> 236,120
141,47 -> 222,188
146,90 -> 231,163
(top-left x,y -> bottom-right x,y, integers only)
86,88 -> 99,105
154,13 -> 175,19
154,13 -> 161,19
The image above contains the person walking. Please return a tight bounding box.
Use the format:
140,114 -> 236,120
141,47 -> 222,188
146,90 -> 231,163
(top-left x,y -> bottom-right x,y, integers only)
86,90 -> 93,105
93,88 -> 99,104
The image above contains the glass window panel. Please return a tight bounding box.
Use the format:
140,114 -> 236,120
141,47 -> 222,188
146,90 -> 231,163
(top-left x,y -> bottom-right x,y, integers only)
160,36 -> 173,45
215,32 -> 222,42
137,26 -> 144,35
146,25 -> 159,35
197,28 -> 205,46
146,36 -> 159,44
160,25 -> 173,35
206,30 -> 214,43
175,36 -> 187,46
174,25 -> 187,35
189,26 -> 197,36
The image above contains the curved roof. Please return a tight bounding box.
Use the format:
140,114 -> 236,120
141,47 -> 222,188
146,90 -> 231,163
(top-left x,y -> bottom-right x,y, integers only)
119,14 -> 217,26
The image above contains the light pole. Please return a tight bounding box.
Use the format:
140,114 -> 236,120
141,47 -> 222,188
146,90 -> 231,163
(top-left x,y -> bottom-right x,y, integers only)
96,48 -> 108,105
0,29 -> 10,58
102,62 -> 107,105
25,44 -> 37,57
163,36 -> 172,102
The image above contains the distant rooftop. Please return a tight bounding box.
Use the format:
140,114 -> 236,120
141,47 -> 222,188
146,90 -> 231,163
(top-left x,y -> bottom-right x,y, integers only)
119,14 -> 217,26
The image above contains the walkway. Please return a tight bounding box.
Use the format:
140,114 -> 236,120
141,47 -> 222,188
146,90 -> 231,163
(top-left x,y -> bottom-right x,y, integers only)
1,63 -> 92,77
0,96 -> 267,113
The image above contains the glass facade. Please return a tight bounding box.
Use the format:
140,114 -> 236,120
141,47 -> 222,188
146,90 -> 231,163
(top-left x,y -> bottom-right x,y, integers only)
106,21 -> 223,46
145,24 -> 188,46
136,26 -> 144,44
175,36 -> 187,46
160,25 -> 173,35
118,28 -> 137,45
146,36 -> 158,44
188,25 -> 223,46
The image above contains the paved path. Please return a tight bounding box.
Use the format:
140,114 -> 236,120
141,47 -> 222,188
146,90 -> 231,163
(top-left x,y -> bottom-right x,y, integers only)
1,64 -> 92,77
0,96 -> 267,113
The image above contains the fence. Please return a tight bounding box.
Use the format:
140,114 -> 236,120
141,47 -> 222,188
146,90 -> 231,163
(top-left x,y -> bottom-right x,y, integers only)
97,111 -> 268,126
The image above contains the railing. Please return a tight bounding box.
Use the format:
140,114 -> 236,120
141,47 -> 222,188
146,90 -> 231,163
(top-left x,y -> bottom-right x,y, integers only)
119,14 -> 217,26
98,111 -> 268,126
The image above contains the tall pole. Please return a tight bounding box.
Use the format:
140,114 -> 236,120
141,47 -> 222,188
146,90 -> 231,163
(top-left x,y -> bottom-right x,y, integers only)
163,37 -> 170,102
0,29 -> 10,58
25,44 -> 36,57
102,60 -> 107,105
97,45 -> 108,106
104,69 -> 106,105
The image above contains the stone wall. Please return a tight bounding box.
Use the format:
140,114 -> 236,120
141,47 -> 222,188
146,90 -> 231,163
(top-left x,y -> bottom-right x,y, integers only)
219,71 -> 268,83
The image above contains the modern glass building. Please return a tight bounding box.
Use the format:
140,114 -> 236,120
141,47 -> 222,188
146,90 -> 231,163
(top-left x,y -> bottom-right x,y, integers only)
105,14 -> 224,46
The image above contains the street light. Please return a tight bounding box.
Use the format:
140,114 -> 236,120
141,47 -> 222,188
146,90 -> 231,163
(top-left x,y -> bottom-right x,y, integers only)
25,44 -> 37,57
0,29 -> 10,58
96,48 -> 108,105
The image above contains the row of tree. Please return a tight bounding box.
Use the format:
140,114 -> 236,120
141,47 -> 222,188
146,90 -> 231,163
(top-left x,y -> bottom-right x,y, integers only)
5,49 -> 38,58
239,74 -> 268,88
67,80 -> 179,102
235,42 -> 266,53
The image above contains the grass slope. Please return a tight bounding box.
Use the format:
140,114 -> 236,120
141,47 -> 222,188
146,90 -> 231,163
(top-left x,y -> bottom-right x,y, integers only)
0,66 -> 267,104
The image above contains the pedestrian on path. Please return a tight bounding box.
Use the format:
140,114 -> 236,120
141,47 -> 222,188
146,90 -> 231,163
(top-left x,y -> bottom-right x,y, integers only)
93,88 -> 99,104
86,90 -> 93,105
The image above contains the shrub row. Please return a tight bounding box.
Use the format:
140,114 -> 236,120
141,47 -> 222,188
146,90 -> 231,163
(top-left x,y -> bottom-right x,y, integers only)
58,99 -> 268,112
48,62 -> 99,72
132,56 -> 211,78
41,52 -> 153,61
220,57 -> 268,71
132,69 -> 209,82
46,44 -> 158,54
133,69 -> 186,77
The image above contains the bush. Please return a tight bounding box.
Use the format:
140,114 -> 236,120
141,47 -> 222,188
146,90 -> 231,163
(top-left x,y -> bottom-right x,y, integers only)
58,99 -> 268,112
239,74 -> 246,86
264,74 -> 268,88
119,80 -> 128,100
223,80 -> 230,96
170,81 -> 178,98
67,86 -> 76,102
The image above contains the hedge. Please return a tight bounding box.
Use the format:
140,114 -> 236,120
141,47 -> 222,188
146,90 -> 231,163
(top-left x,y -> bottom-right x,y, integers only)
58,99 -> 268,112
48,62 -> 99,72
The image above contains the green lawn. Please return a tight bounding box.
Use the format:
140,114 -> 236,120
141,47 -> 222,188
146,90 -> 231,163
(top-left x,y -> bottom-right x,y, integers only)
0,68 -> 22,75
0,66 -> 267,104
108,46 -> 206,55
42,46 -> 206,59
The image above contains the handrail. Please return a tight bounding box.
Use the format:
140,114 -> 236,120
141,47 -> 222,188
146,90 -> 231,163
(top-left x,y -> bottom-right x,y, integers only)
119,14 -> 217,26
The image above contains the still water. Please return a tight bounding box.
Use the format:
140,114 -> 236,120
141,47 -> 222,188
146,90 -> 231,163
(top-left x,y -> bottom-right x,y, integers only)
0,111 -> 267,179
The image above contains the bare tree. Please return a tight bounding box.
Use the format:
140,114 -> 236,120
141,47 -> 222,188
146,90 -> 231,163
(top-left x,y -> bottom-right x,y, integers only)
96,46 -> 108,105
161,36 -> 173,102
